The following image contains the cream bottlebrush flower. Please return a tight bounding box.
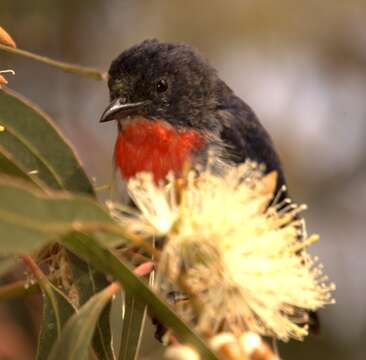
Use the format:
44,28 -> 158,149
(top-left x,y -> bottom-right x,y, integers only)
111,161 -> 335,341
107,172 -> 179,236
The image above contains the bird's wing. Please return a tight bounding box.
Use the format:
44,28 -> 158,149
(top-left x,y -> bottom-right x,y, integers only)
217,95 -> 286,191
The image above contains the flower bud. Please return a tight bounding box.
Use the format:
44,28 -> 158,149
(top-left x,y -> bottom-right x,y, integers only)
0,26 -> 16,48
239,332 -> 278,360
209,333 -> 246,360
164,345 -> 200,360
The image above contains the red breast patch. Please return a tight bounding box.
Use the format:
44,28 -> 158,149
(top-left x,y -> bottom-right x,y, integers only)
114,119 -> 205,182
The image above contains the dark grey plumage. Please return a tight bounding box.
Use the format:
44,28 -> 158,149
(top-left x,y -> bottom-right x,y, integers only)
108,39 -> 286,190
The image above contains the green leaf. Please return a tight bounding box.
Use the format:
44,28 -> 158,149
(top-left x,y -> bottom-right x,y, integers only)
0,179 -> 119,255
36,284 -> 76,360
63,233 -> 220,360
0,89 -> 94,194
0,179 -> 218,358
118,293 -> 147,360
68,253 -> 115,360
0,145 -> 43,187
48,282 -> 117,360
95,301 -> 115,360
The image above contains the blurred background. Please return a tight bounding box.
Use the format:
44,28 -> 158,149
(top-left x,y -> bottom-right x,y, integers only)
1,0 -> 365,359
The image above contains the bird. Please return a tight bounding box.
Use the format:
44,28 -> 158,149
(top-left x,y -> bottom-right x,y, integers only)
100,39 -> 285,188
99,39 -> 318,334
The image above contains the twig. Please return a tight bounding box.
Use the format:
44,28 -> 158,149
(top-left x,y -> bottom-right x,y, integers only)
21,255 -> 64,335
0,279 -> 39,300
0,44 -> 106,81
21,255 -> 48,285
0,259 -> 153,302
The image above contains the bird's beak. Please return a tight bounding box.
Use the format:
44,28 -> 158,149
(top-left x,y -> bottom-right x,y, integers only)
99,98 -> 150,123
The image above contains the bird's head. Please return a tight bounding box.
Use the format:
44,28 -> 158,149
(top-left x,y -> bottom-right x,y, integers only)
100,39 -> 224,133
100,39 -> 232,183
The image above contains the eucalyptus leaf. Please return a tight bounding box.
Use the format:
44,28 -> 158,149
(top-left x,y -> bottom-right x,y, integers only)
48,282 -> 117,360
0,89 -> 94,194
63,233 -> 220,360
118,293 -> 147,360
68,253 -> 115,360
36,284 -> 76,360
95,302 -> 115,360
0,179 -> 120,255
0,145 -> 43,187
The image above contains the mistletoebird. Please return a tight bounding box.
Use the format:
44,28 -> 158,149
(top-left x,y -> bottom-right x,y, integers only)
100,39 -> 318,332
100,39 -> 285,188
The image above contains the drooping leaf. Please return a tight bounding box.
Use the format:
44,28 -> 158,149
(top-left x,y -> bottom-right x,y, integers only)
68,253 -> 115,360
0,178 -> 117,357
48,282 -> 118,360
0,179 -> 120,255
118,266 -> 155,360
0,89 -> 94,194
118,293 -> 147,360
63,233 -> 220,360
0,178 -> 218,358
0,278 -> 39,300
95,301 -> 115,360
0,145 -> 43,187
36,283 -> 76,360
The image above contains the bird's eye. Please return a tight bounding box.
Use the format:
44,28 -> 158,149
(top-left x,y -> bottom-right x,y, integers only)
156,79 -> 168,93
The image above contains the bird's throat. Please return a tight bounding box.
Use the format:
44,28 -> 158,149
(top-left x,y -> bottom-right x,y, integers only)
114,119 -> 205,182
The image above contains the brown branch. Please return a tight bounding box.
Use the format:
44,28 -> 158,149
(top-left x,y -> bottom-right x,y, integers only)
21,255 -> 48,286
0,279 -> 39,300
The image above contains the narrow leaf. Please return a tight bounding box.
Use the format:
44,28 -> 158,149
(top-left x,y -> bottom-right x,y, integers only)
68,253 -> 115,360
0,180 -> 218,358
0,145 -> 44,187
0,179 -> 119,254
63,233 -> 220,360
0,89 -> 94,194
118,293 -> 147,360
48,282 -> 119,360
36,284 -> 76,360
